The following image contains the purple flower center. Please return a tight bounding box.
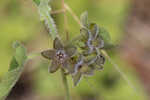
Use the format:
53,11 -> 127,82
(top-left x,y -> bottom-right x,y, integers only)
55,50 -> 67,63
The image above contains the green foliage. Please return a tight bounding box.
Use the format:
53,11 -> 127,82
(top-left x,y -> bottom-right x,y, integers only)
99,27 -> 111,44
13,42 -> 27,66
33,0 -> 58,40
0,42 -> 27,100
0,0 -> 148,100
9,56 -> 18,71
33,0 -> 40,6
99,27 -> 115,49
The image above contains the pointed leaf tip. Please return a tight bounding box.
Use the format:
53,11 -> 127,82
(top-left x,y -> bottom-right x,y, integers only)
0,42 -> 27,100
80,11 -> 89,27
73,72 -> 82,86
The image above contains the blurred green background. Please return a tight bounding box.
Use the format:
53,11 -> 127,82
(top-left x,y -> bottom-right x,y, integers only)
0,0 -> 149,100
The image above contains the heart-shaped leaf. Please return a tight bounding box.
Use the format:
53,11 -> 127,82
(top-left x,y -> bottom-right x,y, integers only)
0,42 -> 27,100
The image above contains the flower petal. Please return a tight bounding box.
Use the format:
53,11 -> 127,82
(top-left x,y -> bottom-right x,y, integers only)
65,44 -> 77,57
96,36 -> 104,48
80,11 -> 89,27
86,56 -> 97,65
54,37 -> 63,50
48,61 -> 60,73
89,23 -> 99,39
80,65 -> 94,76
74,55 -> 84,74
72,72 -> 82,86
62,61 -> 75,74
41,49 -> 55,59
80,28 -> 89,39
96,55 -> 105,66
96,65 -> 104,71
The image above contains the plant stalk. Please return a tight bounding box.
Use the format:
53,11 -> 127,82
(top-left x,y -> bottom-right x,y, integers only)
61,69 -> 70,100
61,0 -> 70,100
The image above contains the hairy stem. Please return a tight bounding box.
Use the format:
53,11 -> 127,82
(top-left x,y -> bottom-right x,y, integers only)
51,9 -> 65,14
62,0 -> 69,40
101,50 -> 137,94
61,69 -> 70,100
64,4 -> 83,27
61,1 -> 70,100
27,52 -> 41,60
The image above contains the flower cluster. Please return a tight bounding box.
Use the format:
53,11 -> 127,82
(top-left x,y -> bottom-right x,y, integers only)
72,23 -> 105,86
41,13 -> 106,86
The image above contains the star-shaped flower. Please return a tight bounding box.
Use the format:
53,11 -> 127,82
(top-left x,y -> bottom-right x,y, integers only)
41,37 -> 76,74
80,23 -> 104,54
72,54 -> 105,86
72,55 -> 94,86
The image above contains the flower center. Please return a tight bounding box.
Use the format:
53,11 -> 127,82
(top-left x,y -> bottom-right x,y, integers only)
91,40 -> 98,47
55,50 -> 67,63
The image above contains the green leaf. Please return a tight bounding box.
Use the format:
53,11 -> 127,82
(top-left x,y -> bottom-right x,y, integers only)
80,11 -> 89,28
14,43 -> 27,66
99,27 -> 111,44
0,42 -> 27,100
99,28 -> 116,50
34,0 -> 58,40
33,0 -> 40,6
103,43 -> 116,50
9,56 -> 19,71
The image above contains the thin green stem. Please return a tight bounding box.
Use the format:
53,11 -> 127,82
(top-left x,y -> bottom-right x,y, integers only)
101,50 -> 137,94
61,1 -> 70,99
27,52 -> 41,60
61,69 -> 70,100
64,4 -> 83,27
51,9 -> 65,14
62,0 -> 69,40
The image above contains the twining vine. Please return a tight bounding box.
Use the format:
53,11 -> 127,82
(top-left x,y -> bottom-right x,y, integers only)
33,0 -> 137,100
0,0 -> 137,100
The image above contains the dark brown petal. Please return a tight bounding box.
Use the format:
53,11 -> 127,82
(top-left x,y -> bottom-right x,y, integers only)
86,56 -> 97,65
41,49 -> 56,59
54,37 -> 63,50
87,45 -> 94,54
95,55 -> 105,66
89,23 -> 99,39
96,65 -> 104,71
72,72 -> 82,86
80,65 -> 94,76
48,61 -> 60,73
74,55 -> 84,74
65,45 -> 77,57
62,61 -> 75,74
80,28 -> 89,39
96,36 -> 104,48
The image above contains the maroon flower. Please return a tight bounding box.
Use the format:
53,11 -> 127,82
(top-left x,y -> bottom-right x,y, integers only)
41,37 -> 76,73
72,54 -> 105,86
80,23 -> 104,54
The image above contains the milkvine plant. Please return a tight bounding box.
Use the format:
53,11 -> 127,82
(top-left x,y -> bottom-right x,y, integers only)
34,0 -> 112,88
0,0 -> 134,100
